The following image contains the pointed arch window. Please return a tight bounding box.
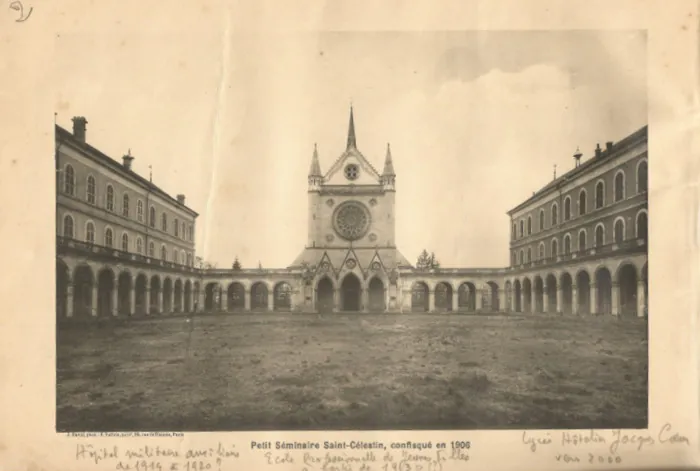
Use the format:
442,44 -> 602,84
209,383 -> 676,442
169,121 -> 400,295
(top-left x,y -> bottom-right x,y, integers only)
86,221 -> 95,244
63,214 -> 74,238
578,230 -> 587,251
637,160 -> 648,193
174,218 -> 179,237
614,171 -> 625,202
636,211 -> 648,240
105,228 -> 114,248
538,243 -> 545,260
539,209 -> 545,230
551,203 -> 558,225
64,165 -> 75,195
106,185 -> 115,212
181,222 -> 186,239
551,239 -> 558,258
121,233 -> 129,252
173,248 -> 178,263
137,200 -> 144,222
136,237 -> 143,254
519,250 -> 524,264
512,223 -> 516,239
519,221 -> 524,237
161,213 -> 168,232
527,248 -> 532,263
189,224 -> 193,242
564,234 -> 571,254
148,241 -> 155,257
527,216 -> 532,235
86,175 -> 96,205
579,189 -> 587,216
564,196 -> 571,221
161,245 -> 167,261
149,206 -> 156,228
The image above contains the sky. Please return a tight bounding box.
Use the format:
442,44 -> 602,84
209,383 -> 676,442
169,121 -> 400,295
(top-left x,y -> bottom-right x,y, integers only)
54,30 -> 647,269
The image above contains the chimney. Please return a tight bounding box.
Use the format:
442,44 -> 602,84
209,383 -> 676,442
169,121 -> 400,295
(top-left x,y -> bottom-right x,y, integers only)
71,116 -> 88,142
594,143 -> 602,158
177,194 -> 186,205
122,149 -> 134,170
605,141 -> 614,152
573,147 -> 583,167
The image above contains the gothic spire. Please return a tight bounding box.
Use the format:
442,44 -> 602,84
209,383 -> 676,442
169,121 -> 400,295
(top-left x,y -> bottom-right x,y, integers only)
382,143 -> 395,176
346,105 -> 356,149
308,143 -> 322,177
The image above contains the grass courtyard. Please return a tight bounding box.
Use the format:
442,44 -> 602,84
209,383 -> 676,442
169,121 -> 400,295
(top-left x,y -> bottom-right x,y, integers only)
56,312 -> 648,431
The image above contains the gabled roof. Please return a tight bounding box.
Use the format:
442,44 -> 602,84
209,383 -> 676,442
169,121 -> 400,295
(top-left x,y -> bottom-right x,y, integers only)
323,146 -> 382,182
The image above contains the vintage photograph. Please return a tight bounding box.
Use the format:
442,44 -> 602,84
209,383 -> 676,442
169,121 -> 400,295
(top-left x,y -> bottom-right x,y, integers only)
55,31 -> 648,431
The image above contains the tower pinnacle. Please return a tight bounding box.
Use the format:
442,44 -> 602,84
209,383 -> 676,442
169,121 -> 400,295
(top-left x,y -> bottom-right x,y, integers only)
346,105 -> 356,149
382,143 -> 395,176
308,143 -> 322,177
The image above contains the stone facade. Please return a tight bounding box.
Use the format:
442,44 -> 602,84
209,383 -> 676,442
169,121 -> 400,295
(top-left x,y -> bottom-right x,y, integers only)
55,111 -> 648,319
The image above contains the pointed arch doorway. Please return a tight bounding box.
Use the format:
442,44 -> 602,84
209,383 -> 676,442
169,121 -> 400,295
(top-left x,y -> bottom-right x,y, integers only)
341,273 -> 361,311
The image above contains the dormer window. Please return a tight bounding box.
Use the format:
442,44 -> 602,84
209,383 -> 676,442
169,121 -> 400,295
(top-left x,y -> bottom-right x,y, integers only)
344,163 -> 359,181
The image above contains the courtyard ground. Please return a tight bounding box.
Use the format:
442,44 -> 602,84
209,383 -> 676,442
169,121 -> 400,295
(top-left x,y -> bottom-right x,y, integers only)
56,312 -> 648,431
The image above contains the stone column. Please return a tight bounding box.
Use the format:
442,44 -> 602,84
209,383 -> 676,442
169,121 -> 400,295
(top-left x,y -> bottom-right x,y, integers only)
530,286 -> 536,312
361,289 -> 369,313
267,290 -> 274,312
556,287 -> 563,313
572,285 -> 579,315
66,285 -> 74,318
180,288 -> 185,314
144,288 -> 151,315
111,287 -> 118,316
542,285 -> 549,313
91,284 -> 98,316
520,291 -> 525,313
129,285 -> 136,316
157,289 -> 163,314
221,287 -> 228,312
428,289 -> 435,312
637,280 -> 647,317
244,290 -> 251,311
333,289 -> 340,312
611,282 -> 620,316
170,288 -> 175,314
451,292 -> 459,312
590,283 -> 597,315
197,290 -> 205,312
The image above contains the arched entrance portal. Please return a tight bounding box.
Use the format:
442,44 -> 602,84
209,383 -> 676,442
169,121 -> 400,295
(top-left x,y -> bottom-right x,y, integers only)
560,273 -> 573,314
56,260 -> 70,319
135,274 -> 148,315
595,267 -> 612,315
227,282 -> 245,311
457,282 -> 476,311
435,282 -> 453,311
316,277 -> 334,312
513,280 -> 522,312
118,272 -> 132,316
618,264 -> 638,317
533,276 -> 544,313
411,282 -> 429,312
97,268 -> 115,317
576,271 -> 591,314
545,274 -> 557,313
340,274 -> 361,311
368,278 -> 385,311
274,282 -> 292,311
251,282 -> 268,311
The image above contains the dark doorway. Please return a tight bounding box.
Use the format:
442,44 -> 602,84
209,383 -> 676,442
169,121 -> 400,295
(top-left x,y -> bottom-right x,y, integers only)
316,277 -> 334,312
341,274 -> 361,311
368,277 -> 385,311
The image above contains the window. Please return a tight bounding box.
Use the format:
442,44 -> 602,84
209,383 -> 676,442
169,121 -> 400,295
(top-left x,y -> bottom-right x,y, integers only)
551,203 -> 558,226
595,181 -> 605,209
527,248 -> 532,263
121,233 -> 129,252
63,214 -> 74,238
595,224 -> 605,246
181,250 -> 186,265
64,165 -> 75,195
105,228 -> 114,248
578,230 -> 586,251
148,241 -> 155,257
614,171 -> 625,202
181,222 -> 185,239
187,253 -> 193,266
512,223 -> 516,239
174,218 -> 179,237
161,245 -> 167,261
149,206 -> 156,227
106,185 -> 114,212
519,250 -> 524,264
161,213 -> 167,232
636,211 -> 648,240
189,225 -> 193,242
122,194 -> 130,217
614,218 -> 625,244
564,196 -> 571,221
86,175 -> 96,204
86,221 -> 95,244
564,234 -> 571,254
539,209 -> 545,230
511,252 -> 516,266
173,248 -> 178,263
551,239 -> 558,258
637,160 -> 648,193
136,237 -> 143,254
579,189 -> 587,215
527,216 -> 532,235
519,221 -> 524,237
137,200 -> 144,222
538,243 -> 545,260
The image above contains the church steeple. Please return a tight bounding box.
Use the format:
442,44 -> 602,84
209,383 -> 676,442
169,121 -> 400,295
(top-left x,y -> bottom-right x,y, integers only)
382,143 -> 395,176
308,143 -> 322,177
346,105 -> 356,149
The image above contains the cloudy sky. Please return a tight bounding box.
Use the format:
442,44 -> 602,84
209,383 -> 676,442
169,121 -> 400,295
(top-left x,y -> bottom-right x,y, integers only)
55,30 -> 647,268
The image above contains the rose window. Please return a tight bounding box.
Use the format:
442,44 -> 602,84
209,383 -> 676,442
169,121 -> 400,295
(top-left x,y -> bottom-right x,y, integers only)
333,201 -> 371,241
344,164 -> 359,181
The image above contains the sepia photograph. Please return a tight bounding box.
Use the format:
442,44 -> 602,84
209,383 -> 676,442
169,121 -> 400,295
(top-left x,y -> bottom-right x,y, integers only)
54,30 -> 649,432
